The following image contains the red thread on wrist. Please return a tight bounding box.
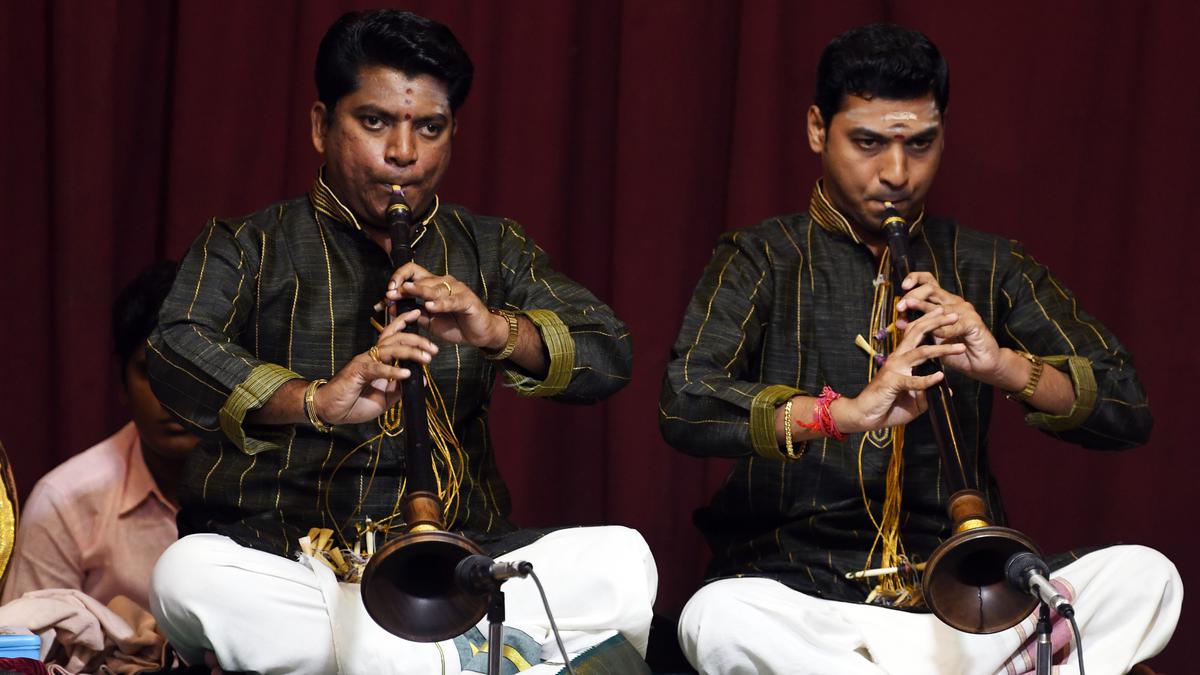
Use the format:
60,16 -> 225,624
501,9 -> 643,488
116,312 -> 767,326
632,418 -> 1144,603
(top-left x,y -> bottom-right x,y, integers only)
795,385 -> 846,441
796,419 -> 822,434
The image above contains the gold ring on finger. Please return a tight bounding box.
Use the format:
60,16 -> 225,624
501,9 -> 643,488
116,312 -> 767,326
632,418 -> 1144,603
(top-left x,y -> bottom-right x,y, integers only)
369,345 -> 382,363
441,280 -> 453,297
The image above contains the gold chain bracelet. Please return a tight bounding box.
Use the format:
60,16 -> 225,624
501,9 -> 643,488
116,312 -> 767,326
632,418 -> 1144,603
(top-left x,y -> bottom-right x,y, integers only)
482,309 -> 519,361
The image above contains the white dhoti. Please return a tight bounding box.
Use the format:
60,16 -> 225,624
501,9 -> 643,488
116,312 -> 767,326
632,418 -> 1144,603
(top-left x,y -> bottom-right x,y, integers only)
150,526 -> 657,674
679,545 -> 1180,675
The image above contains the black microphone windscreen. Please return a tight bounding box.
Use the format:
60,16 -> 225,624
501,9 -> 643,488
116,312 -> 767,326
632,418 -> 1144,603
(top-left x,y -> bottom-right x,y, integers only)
1005,551 -> 1049,589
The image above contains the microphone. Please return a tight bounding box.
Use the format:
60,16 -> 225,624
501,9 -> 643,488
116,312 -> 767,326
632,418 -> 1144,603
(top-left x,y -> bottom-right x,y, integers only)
1005,552 -> 1075,618
455,554 -> 533,595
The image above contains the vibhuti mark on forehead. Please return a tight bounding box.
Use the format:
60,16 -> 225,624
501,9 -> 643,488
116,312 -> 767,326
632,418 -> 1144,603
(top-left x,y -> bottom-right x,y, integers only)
886,121 -> 939,141
842,98 -> 939,125
842,110 -> 939,139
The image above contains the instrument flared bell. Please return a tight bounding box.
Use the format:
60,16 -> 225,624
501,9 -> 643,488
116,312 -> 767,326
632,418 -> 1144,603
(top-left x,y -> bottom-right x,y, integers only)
919,490 -> 1042,634
361,529 -> 489,642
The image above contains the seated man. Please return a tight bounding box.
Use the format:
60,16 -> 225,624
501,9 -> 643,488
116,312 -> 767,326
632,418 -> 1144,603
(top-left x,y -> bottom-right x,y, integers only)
3,262 -> 197,610
146,9 -> 654,674
659,23 -> 1180,675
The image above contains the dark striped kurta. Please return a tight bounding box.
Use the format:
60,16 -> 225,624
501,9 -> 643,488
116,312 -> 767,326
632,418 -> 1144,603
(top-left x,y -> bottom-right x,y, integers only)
659,184 -> 1151,604
148,174 -> 631,557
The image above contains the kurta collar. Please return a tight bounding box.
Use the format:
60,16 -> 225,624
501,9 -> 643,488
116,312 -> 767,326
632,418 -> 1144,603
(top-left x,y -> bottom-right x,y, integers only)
808,180 -> 925,243
309,166 -> 439,247
119,424 -> 175,517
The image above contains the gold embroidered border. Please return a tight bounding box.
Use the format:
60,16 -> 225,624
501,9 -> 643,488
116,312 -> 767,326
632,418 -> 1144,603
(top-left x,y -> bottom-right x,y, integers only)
310,168 -> 362,230
219,363 -> 303,454
0,455 -> 14,585
1024,355 -> 1097,432
751,385 -> 806,461
503,309 -> 573,397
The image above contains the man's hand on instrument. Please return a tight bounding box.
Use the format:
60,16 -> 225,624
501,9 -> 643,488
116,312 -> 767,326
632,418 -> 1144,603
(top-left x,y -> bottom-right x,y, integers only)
385,262 -> 509,351
895,271 -> 1003,384
840,308 -> 967,432
312,308 -> 438,425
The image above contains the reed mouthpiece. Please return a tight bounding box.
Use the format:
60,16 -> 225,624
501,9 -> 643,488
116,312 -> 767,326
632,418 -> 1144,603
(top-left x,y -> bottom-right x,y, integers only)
883,201 -> 895,209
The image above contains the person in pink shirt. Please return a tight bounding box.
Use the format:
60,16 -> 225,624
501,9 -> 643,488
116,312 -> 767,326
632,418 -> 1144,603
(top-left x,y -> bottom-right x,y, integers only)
2,262 -> 199,610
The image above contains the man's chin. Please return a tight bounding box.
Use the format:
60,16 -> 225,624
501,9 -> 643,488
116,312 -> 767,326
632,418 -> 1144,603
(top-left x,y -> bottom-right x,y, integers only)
362,217 -> 391,233
850,206 -> 886,230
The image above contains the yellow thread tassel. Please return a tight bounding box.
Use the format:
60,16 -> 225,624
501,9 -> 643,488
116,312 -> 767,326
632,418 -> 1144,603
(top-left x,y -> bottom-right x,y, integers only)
854,257 -> 923,608
422,363 -> 468,525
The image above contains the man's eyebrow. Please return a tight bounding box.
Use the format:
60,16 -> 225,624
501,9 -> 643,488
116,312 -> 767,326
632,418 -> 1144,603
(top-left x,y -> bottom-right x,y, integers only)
410,112 -> 450,124
846,125 -> 941,142
350,104 -> 396,121
847,127 -> 890,139
906,127 -> 941,142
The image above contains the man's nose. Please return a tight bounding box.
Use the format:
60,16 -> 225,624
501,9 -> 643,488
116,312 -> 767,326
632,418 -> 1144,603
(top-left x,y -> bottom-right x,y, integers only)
878,144 -> 908,191
386,127 -> 417,167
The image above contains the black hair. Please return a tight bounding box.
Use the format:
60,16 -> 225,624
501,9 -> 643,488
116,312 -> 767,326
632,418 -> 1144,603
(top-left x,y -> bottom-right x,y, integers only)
315,9 -> 474,116
112,261 -> 178,376
814,23 -> 949,127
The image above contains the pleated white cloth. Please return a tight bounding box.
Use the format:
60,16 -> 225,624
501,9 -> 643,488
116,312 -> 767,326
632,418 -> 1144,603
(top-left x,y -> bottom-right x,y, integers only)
679,545 -> 1180,675
151,526 -> 656,674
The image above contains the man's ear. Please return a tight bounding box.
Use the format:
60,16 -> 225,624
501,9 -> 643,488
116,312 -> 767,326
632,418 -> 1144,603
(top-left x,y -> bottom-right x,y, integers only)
807,105 -> 826,154
311,102 -> 329,154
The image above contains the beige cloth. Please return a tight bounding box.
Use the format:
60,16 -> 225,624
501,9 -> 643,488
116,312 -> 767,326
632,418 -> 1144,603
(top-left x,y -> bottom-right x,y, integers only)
2,423 -> 178,610
0,589 -> 167,674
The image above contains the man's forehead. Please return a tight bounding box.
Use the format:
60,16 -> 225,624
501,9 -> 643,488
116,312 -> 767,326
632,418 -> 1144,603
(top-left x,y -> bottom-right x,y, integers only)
354,65 -> 451,107
837,95 -> 940,128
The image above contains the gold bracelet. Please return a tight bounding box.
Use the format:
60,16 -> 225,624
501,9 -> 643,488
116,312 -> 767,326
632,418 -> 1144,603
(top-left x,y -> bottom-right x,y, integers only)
783,398 -> 803,459
304,379 -> 333,433
1005,351 -> 1044,402
482,309 -> 519,361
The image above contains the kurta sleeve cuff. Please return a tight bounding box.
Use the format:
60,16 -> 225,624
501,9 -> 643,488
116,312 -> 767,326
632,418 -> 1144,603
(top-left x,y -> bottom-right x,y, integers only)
219,363 -> 302,454
502,309 -> 574,398
1024,355 -> 1097,432
751,385 -> 806,460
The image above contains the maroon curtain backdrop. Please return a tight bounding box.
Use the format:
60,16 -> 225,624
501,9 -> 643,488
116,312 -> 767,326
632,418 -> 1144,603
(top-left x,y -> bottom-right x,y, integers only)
2,1 -> 1195,669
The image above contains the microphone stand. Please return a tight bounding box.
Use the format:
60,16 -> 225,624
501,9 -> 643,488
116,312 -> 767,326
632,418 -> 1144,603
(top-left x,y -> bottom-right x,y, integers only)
487,588 -> 506,675
457,555 -> 532,675
1035,602 -> 1052,675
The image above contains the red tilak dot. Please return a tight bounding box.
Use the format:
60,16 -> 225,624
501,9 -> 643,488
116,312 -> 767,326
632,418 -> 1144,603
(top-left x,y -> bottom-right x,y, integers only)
405,88 -> 413,94
404,113 -> 412,120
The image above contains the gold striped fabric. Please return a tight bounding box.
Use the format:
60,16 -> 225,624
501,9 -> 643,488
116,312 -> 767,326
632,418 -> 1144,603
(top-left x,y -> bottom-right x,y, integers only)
147,174 -> 631,557
659,185 -> 1149,604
